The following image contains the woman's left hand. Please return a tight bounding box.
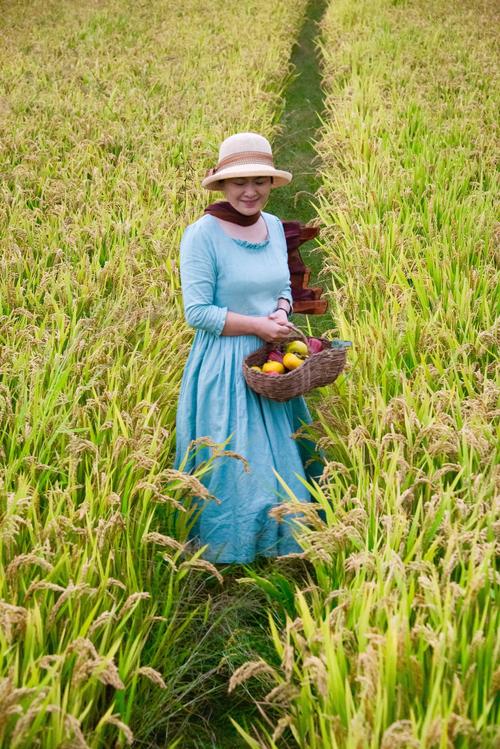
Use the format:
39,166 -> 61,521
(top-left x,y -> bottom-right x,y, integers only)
268,310 -> 289,323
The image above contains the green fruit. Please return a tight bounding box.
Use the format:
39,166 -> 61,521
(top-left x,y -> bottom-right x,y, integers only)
285,339 -> 309,357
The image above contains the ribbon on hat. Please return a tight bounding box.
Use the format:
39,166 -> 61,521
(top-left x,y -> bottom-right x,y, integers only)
205,150 -> 274,179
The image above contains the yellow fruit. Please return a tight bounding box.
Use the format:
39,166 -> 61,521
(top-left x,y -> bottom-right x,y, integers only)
285,340 -> 309,357
262,360 -> 285,374
250,365 -> 262,371
283,352 -> 304,370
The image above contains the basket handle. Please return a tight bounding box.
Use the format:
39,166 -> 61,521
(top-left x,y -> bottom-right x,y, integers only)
283,323 -> 309,343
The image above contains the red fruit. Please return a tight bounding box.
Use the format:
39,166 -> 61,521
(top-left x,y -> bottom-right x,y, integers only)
268,349 -> 284,363
307,337 -> 324,354
265,371 -> 281,376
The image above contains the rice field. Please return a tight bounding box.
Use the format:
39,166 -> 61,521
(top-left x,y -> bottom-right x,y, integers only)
1,0 -> 498,747
229,0 -> 500,747
0,0 -> 307,746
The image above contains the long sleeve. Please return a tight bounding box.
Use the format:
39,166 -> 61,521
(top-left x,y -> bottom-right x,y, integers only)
180,223 -> 228,336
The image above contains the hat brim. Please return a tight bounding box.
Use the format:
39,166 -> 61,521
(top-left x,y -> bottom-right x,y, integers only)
202,164 -> 292,190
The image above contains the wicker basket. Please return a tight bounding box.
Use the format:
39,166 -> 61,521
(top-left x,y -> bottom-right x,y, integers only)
243,325 -> 349,402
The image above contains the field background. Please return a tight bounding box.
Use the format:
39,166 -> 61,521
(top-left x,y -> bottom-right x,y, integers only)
0,0 -> 498,747
0,1 -> 308,746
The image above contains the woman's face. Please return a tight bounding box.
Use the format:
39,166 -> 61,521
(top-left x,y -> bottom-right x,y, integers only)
221,176 -> 272,215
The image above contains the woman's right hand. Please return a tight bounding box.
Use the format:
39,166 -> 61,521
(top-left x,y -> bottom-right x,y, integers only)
254,316 -> 295,343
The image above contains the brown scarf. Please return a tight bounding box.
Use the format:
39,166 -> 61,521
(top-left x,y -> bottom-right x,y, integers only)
204,201 -> 327,314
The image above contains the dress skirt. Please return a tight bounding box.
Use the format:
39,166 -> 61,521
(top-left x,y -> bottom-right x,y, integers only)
174,330 -> 321,564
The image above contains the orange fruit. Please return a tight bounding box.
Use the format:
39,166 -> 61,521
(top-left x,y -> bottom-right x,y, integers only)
262,360 -> 285,374
283,352 -> 304,370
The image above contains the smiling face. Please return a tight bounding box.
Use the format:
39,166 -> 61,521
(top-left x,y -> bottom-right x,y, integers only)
221,176 -> 272,215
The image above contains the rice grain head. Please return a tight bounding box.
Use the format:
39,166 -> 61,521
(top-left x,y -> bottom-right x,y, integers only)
228,659 -> 278,694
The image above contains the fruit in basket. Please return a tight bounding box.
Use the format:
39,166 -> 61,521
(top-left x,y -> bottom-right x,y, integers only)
307,336 -> 324,354
285,340 -> 309,357
268,349 -> 284,364
262,361 -> 285,374
265,371 -> 281,377
250,365 -> 262,371
283,352 -> 305,370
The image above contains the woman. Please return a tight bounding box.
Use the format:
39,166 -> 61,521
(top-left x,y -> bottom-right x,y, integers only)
174,132 -> 321,565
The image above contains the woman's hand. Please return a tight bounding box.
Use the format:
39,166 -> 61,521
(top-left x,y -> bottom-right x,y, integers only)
268,309 -> 289,324
221,310 -> 294,340
254,314 -> 294,343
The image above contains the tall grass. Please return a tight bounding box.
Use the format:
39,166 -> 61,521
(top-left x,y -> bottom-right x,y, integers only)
230,0 -> 499,746
0,0 -> 308,746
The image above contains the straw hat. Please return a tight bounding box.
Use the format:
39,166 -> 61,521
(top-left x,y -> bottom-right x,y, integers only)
201,132 -> 292,190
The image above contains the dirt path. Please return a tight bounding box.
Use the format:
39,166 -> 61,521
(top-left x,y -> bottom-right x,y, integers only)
175,3 -> 331,747
268,0 -> 331,337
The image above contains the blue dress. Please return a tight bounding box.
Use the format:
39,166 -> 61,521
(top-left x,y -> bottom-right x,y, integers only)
174,212 -> 320,564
